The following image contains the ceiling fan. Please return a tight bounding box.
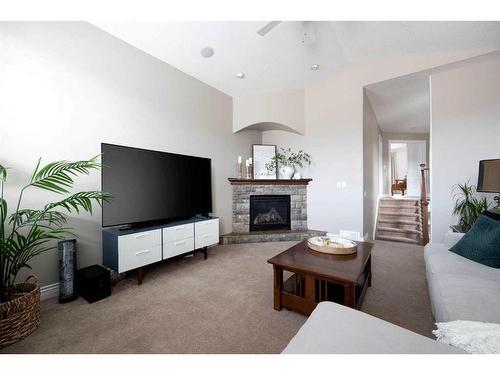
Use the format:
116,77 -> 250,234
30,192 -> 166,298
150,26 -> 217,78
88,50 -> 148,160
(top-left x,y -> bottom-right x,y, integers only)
256,21 -> 316,44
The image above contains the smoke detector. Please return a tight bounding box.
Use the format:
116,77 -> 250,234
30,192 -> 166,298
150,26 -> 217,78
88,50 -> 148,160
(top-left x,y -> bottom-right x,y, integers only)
200,47 -> 214,58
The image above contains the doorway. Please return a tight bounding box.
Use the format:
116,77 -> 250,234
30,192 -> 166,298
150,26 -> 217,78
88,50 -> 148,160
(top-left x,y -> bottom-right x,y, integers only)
389,140 -> 427,197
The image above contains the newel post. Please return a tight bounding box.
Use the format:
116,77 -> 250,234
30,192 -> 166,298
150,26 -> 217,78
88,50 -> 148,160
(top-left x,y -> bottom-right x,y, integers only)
420,164 -> 430,245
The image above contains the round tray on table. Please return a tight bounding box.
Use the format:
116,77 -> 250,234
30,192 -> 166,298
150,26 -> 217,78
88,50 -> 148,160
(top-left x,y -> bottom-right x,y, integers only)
307,236 -> 357,255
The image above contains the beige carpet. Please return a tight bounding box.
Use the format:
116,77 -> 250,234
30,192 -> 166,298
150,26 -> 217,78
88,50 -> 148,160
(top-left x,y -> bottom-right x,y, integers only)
1,240 -> 435,354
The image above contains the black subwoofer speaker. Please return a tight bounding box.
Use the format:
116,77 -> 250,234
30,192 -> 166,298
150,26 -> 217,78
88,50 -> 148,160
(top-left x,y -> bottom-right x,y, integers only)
77,265 -> 111,303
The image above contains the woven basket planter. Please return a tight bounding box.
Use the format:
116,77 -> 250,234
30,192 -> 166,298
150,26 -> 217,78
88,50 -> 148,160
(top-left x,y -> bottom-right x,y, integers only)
0,276 -> 40,349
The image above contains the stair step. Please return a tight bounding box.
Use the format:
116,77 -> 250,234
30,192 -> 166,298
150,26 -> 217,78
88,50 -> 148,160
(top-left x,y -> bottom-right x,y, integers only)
376,223 -> 422,231
380,198 -> 420,201
379,202 -> 420,208
379,203 -> 420,208
380,201 -> 420,207
377,231 -> 420,241
379,211 -> 420,217
378,219 -> 421,226
377,226 -> 422,234
376,235 -> 421,244
378,209 -> 420,215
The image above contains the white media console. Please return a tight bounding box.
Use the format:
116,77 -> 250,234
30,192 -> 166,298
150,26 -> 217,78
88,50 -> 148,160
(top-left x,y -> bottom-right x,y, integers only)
103,217 -> 219,284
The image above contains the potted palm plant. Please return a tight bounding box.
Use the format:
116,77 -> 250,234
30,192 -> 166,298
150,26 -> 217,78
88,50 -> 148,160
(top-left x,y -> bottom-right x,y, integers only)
0,156 -> 110,348
452,181 -> 490,233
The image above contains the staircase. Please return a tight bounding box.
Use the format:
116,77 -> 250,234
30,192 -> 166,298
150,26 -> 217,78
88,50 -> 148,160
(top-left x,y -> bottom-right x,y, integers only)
375,197 -> 423,244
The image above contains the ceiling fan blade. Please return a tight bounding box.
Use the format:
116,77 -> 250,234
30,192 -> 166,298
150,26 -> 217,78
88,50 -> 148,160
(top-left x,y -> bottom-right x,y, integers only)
257,21 -> 282,36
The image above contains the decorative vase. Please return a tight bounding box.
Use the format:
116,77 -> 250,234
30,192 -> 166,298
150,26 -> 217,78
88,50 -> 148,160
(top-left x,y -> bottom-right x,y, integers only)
279,165 -> 295,179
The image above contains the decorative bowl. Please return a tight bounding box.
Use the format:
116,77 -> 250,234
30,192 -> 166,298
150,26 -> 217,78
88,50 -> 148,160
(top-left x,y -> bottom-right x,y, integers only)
307,236 -> 357,255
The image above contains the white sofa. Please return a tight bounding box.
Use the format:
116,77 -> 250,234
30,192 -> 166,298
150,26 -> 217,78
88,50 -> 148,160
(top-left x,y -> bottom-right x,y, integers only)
424,233 -> 500,324
282,302 -> 463,354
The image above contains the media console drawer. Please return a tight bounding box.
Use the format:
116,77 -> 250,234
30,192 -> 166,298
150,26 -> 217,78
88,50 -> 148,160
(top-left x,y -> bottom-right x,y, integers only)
163,237 -> 195,259
118,229 -> 161,252
195,232 -> 218,249
163,223 -> 194,243
195,219 -> 218,236
118,244 -> 162,273
195,219 -> 219,248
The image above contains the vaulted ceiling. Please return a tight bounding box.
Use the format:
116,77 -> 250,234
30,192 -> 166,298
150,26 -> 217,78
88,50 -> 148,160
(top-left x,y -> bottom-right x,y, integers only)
93,21 -> 500,96
365,73 -> 430,134
364,50 -> 500,134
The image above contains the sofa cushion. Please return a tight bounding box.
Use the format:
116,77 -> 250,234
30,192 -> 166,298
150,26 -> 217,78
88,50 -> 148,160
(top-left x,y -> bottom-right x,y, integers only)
282,302 -> 463,354
450,213 -> 500,268
425,242 -> 500,323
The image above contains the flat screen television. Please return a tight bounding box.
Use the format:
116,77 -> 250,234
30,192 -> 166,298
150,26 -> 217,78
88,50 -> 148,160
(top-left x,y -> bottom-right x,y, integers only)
101,143 -> 212,228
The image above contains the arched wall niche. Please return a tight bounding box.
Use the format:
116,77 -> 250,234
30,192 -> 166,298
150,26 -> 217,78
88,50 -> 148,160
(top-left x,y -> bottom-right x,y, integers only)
233,88 -> 305,135
234,121 -> 302,134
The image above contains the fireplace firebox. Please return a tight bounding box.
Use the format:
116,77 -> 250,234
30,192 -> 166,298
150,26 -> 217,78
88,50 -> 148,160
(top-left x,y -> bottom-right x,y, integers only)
250,195 -> 291,231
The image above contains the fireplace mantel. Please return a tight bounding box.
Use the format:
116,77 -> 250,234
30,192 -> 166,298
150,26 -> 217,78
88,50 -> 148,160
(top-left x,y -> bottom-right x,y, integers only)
227,178 -> 312,185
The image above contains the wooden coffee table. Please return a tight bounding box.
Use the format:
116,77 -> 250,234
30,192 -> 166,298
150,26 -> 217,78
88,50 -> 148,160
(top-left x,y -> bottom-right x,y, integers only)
267,240 -> 373,316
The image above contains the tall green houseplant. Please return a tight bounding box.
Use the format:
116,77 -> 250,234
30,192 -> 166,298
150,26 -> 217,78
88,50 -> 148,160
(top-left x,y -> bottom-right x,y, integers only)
0,156 -> 110,303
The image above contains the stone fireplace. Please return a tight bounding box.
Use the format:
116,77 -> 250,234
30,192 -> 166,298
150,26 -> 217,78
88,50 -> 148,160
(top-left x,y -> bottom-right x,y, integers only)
221,178 -> 326,244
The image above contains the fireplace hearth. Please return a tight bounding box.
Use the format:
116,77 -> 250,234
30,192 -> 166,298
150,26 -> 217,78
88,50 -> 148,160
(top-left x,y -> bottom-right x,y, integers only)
250,195 -> 290,231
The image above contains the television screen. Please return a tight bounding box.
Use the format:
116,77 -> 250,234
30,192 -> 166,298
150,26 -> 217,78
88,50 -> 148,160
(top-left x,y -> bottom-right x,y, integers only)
101,143 -> 212,227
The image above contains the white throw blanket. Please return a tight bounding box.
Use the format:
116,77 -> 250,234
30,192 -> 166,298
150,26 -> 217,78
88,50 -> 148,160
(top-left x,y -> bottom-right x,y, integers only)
433,320 -> 500,354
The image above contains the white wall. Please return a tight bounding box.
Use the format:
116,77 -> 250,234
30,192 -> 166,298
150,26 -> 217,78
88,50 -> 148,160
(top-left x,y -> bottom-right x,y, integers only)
262,50 -> 491,236
233,88 -> 305,134
363,91 -> 381,240
430,52 -> 500,242
0,22 -> 261,286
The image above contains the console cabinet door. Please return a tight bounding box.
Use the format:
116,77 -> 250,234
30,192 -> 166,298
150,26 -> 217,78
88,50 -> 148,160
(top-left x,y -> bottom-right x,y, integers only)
195,219 -> 219,249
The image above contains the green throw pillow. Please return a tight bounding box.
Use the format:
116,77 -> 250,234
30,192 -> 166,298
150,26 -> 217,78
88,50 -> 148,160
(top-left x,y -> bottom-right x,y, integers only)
450,213 -> 500,268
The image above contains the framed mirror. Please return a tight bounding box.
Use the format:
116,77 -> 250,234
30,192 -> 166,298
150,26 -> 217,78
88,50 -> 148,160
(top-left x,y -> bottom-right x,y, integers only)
252,144 -> 277,179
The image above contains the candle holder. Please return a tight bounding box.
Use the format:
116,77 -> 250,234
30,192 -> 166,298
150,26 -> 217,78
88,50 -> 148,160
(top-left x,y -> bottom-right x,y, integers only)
238,162 -> 243,179
246,165 -> 251,179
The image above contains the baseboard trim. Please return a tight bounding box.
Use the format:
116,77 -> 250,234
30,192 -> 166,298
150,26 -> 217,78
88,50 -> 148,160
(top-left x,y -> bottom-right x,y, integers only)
40,283 -> 59,301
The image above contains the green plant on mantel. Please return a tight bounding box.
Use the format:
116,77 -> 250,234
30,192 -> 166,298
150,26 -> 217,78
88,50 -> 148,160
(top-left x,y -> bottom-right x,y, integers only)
452,181 -> 490,233
266,148 -> 312,173
0,156 -> 111,303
